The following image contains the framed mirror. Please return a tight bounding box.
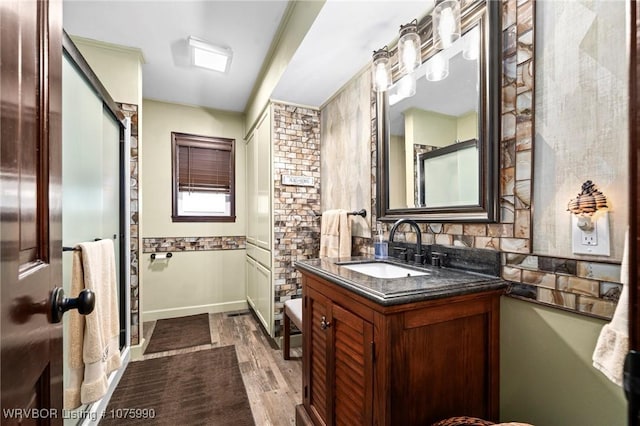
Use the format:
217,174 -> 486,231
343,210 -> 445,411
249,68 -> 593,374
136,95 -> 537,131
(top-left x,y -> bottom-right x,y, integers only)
376,0 -> 501,222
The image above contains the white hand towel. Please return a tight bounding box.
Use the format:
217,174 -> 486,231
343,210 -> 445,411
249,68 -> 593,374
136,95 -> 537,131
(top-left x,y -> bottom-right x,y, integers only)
319,209 -> 352,258
65,239 -> 122,409
592,229 -> 629,386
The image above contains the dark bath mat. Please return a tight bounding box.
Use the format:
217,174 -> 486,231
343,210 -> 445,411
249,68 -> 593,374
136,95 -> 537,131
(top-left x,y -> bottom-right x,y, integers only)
144,313 -> 211,354
102,346 -> 254,425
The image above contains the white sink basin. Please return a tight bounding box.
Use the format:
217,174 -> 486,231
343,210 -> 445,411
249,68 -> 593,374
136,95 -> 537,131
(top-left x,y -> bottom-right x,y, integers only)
340,262 -> 430,279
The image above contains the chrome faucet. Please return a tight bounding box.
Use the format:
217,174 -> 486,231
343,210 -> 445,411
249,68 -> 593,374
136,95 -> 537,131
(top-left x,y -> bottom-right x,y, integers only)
388,218 -> 423,265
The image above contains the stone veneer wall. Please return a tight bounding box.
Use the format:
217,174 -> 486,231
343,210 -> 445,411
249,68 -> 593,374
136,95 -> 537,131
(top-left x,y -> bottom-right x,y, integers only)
271,103 -> 321,337
360,0 -> 623,320
117,102 -> 140,345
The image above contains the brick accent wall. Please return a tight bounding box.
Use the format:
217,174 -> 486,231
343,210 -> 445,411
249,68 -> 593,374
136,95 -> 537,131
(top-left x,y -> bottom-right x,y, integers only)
271,103 -> 321,336
118,102 -> 141,345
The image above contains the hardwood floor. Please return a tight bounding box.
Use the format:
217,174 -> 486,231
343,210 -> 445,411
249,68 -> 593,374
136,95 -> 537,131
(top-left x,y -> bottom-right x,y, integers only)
141,311 -> 302,425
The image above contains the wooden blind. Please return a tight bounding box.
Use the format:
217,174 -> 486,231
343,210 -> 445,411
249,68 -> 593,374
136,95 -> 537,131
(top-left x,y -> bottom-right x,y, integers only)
176,139 -> 232,193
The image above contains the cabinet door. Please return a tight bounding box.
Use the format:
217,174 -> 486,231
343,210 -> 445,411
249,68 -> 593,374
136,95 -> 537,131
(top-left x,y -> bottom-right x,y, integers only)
246,133 -> 256,245
389,296 -> 499,424
304,285 -> 374,426
245,255 -> 257,309
332,304 -> 373,426
255,262 -> 272,334
304,287 -> 331,426
255,109 -> 271,250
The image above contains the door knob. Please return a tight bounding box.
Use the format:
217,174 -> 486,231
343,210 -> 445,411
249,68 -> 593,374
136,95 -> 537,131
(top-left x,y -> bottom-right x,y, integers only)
49,287 -> 95,324
320,316 -> 331,330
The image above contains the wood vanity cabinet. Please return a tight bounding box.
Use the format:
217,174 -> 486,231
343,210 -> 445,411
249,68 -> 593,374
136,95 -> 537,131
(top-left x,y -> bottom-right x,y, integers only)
297,271 -> 502,426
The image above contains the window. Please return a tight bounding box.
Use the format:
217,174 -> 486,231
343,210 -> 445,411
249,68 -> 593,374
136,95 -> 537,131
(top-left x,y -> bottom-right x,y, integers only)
171,132 -> 236,222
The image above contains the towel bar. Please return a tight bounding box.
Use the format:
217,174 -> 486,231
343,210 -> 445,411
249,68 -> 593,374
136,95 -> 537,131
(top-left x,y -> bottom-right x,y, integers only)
314,209 -> 367,218
63,237 -> 111,252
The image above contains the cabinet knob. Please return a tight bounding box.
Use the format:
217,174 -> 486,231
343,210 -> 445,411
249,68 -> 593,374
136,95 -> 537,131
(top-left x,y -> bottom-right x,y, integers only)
320,316 -> 331,330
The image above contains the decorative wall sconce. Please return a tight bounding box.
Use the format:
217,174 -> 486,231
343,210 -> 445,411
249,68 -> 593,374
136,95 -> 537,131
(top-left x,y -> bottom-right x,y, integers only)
432,0 -> 461,50
371,46 -> 392,92
567,180 -> 610,256
398,19 -> 421,75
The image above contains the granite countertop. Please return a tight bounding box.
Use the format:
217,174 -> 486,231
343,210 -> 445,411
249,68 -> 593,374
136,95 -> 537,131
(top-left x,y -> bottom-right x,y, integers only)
294,256 -> 508,306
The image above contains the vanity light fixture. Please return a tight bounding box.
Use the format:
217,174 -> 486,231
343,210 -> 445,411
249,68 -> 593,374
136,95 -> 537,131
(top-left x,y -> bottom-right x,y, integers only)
432,0 -> 461,50
398,19 -> 421,75
425,52 -> 449,81
372,46 -> 392,92
188,36 -> 233,73
567,180 -> 611,256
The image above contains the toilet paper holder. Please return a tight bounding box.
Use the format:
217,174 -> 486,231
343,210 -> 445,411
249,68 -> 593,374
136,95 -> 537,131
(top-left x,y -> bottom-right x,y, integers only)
150,252 -> 173,260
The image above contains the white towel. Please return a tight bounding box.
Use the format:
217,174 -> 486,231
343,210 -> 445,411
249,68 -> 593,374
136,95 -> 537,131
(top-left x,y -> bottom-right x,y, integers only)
65,239 -> 122,409
319,209 -> 352,258
592,229 -> 629,386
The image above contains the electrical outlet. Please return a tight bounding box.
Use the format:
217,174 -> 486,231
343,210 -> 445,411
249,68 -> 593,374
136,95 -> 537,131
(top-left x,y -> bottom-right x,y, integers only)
581,230 -> 597,246
572,212 -> 610,256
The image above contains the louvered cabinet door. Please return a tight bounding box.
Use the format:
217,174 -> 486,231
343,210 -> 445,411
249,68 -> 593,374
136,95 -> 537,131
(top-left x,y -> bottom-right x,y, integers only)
304,288 -> 331,426
331,304 -> 373,426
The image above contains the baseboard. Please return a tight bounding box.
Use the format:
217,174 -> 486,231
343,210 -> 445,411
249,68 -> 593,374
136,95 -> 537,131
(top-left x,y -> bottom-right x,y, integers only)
129,338 -> 146,361
142,300 -> 249,322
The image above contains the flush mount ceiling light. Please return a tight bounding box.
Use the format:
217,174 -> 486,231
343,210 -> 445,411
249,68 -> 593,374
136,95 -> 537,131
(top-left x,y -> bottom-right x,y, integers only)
188,36 -> 232,73
371,46 -> 392,92
398,19 -> 421,75
432,0 -> 461,50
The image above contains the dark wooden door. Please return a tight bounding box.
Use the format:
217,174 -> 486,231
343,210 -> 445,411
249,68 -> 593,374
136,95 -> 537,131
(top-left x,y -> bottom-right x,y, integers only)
0,0 -> 63,424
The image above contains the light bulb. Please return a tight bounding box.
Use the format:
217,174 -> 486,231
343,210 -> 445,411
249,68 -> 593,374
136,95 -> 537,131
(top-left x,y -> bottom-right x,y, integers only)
371,47 -> 391,92
375,63 -> 389,90
426,53 -> 449,82
432,0 -> 461,50
463,26 -> 480,60
439,8 -> 456,48
402,39 -> 418,72
398,20 -> 421,75
397,74 -> 416,98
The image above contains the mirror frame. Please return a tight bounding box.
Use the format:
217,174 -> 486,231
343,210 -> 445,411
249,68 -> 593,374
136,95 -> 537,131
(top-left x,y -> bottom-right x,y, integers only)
376,0 -> 502,223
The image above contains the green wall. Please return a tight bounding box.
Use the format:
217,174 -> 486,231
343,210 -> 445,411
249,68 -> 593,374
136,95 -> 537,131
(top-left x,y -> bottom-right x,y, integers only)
500,297 -> 626,425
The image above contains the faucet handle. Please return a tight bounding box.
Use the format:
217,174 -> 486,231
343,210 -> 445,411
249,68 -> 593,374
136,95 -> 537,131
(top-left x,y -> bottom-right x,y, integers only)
430,251 -> 447,267
393,246 -> 408,262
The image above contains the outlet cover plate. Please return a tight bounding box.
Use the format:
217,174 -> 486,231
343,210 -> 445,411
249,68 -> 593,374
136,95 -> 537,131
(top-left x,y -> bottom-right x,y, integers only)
571,212 -> 610,256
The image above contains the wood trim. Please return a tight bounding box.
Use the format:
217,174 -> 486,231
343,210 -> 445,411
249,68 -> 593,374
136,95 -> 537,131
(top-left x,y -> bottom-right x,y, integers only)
62,30 -> 124,122
630,0 -> 640,350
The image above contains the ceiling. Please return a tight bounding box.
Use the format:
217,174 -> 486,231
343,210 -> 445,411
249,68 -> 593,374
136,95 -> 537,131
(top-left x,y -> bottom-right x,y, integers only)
62,0 -> 434,113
